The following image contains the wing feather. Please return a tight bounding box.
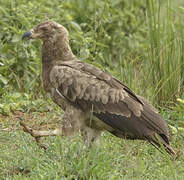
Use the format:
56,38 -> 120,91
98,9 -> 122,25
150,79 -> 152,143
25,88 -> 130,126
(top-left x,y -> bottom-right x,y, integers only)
50,61 -> 142,117
50,60 -> 173,154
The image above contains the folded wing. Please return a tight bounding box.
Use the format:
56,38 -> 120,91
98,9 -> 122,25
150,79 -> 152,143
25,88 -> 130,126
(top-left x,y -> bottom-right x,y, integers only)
49,60 -> 175,155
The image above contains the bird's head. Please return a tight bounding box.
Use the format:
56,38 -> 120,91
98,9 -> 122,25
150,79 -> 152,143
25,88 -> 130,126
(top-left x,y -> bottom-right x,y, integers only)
22,21 -> 69,41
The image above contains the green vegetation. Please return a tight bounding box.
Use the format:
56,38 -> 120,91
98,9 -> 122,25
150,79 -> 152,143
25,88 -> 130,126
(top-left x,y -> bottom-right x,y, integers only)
0,0 -> 184,179
0,0 -> 183,110
0,106 -> 184,180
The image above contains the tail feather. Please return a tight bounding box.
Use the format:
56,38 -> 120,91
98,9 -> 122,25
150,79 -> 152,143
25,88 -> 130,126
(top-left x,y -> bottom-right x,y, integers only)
94,98 -> 177,156
147,133 -> 176,156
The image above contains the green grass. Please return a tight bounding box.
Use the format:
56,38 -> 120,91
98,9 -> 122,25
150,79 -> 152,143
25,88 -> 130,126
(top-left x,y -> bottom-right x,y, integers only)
146,0 -> 184,104
0,108 -> 184,180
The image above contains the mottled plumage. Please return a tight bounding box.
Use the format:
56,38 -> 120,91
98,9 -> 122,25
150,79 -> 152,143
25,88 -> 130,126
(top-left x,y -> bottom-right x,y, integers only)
21,21 -> 176,155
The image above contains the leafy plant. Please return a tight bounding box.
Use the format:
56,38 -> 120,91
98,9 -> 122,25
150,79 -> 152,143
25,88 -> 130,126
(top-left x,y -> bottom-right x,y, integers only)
0,0 -> 183,113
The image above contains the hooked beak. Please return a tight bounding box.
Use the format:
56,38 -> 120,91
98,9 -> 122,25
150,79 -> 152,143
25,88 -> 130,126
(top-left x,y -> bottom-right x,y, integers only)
22,30 -> 32,40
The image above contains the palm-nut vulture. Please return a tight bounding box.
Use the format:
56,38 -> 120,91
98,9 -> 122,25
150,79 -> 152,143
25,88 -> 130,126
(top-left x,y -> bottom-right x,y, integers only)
21,21 -> 176,156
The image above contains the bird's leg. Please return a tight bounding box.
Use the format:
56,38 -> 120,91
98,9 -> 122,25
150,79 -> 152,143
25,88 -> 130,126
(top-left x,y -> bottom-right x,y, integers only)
81,127 -> 101,148
19,107 -> 85,149
20,121 -> 61,150
20,121 -> 61,137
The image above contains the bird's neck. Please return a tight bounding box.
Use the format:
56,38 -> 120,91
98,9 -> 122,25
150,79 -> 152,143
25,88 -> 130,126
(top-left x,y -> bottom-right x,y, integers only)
42,36 -> 76,64
41,36 -> 76,92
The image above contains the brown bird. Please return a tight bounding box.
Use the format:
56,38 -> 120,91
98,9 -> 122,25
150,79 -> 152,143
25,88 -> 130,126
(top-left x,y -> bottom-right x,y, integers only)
21,21 -> 176,155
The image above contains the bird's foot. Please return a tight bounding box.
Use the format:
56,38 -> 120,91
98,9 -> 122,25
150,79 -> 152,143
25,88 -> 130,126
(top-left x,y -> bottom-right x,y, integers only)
20,121 -> 40,138
19,121 -> 48,150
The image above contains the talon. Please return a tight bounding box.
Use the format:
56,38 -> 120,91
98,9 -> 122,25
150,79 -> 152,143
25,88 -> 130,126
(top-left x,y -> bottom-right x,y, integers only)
20,121 -> 38,138
40,144 -> 48,151
16,116 -> 24,121
23,127 -> 28,132
35,137 -> 41,143
20,121 -> 46,149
